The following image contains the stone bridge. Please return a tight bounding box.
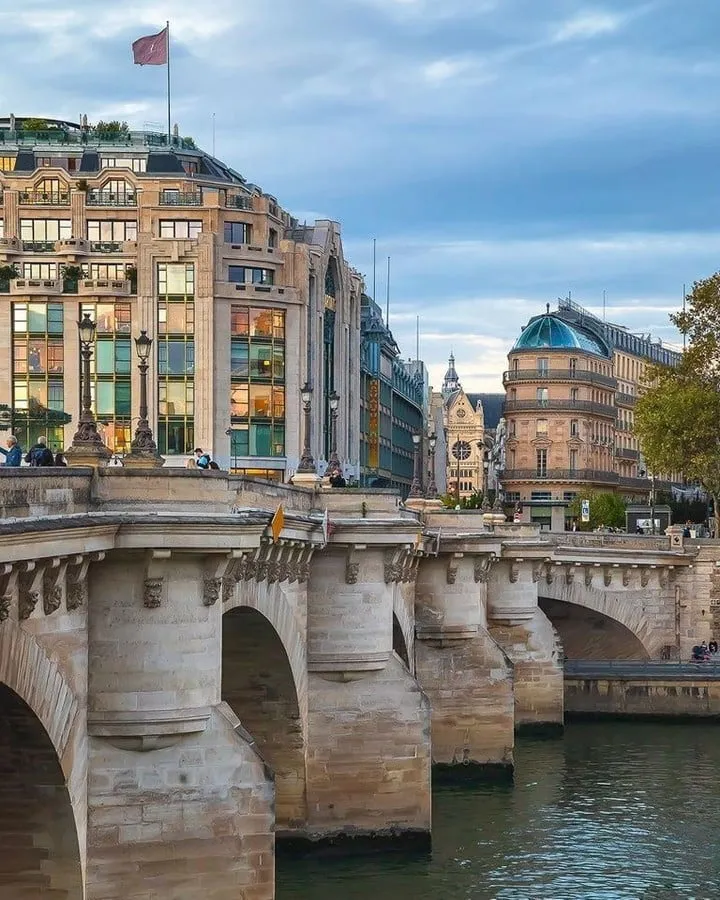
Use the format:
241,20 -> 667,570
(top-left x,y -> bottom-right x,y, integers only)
0,470 -> 708,899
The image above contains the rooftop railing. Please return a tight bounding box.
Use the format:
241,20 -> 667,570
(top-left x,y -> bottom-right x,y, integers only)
503,468 -> 619,484
19,191 -> 70,205
503,399 -> 616,417
503,369 -> 617,388
86,191 -> 137,206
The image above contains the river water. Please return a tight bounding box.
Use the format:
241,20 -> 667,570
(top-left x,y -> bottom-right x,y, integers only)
277,721 -> 720,900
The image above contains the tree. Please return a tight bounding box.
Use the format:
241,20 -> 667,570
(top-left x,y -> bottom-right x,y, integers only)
567,492 -> 626,531
634,366 -> 720,517
633,270 -> 720,519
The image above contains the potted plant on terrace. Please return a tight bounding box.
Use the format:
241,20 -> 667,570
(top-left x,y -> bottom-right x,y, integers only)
61,264 -> 84,294
0,263 -> 19,293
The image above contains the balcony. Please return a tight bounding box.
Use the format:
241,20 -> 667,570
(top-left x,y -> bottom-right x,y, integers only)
89,241 -> 123,254
86,191 -> 137,206
503,369 -> 617,389
10,278 -> 63,295
78,279 -> 132,296
615,447 -> 640,460
18,191 -> 70,205
503,399 -> 616,418
616,392 -> 637,408
618,476 -> 652,491
503,468 -> 619,485
56,238 -> 90,256
227,195 -> 254,210
22,241 -> 55,253
159,192 -> 202,207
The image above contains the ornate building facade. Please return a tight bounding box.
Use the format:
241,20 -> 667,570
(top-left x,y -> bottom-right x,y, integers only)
0,116 -> 362,479
436,354 -> 504,501
501,299 -> 682,528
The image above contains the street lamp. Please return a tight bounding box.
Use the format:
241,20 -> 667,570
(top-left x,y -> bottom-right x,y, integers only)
425,431 -> 438,499
124,330 -> 163,466
328,389 -> 340,473
408,431 -> 423,499
297,382 -> 316,473
66,313 -> 111,465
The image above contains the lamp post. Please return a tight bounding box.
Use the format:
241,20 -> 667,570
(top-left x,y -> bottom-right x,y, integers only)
408,431 -> 423,499
296,382 -> 316,474
328,389 -> 340,474
426,431 -> 438,499
66,313 -> 112,466
124,330 -> 164,467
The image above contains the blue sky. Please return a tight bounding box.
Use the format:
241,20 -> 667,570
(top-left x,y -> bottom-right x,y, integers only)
8,0 -> 720,390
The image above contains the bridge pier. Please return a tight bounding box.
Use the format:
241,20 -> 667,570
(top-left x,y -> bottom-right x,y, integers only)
414,552 -> 514,777
86,551 -> 274,900
487,557 -> 564,732
302,543 -> 432,847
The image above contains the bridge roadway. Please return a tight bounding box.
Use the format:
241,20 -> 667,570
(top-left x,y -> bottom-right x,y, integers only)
0,467 -> 711,899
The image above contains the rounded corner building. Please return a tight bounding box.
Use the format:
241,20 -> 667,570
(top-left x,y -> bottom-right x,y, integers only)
501,300 -> 682,529
0,115 -> 362,477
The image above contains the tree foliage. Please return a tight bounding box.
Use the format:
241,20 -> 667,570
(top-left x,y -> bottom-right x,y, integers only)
567,492 -> 626,531
635,271 -> 720,512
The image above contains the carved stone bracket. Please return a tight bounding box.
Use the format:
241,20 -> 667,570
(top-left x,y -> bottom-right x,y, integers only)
508,562 -> 520,584
546,563 -> 558,586
640,566 -> 651,588
603,566 -> 616,588
384,548 -> 404,584
203,556 -> 232,606
474,554 -> 495,584
623,567 -> 631,587
19,562 -> 42,620
0,564 -> 18,623
531,560 -> 546,584
66,555 -> 90,611
584,566 -> 593,588
565,565 -> 576,586
345,546 -> 364,585
144,550 -> 170,608
447,553 -> 463,585
43,558 -> 68,616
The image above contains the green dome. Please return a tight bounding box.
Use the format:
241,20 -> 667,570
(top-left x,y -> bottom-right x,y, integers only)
513,315 -> 610,357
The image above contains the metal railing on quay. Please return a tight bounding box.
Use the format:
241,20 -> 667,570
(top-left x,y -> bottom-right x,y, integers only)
564,659 -> 720,679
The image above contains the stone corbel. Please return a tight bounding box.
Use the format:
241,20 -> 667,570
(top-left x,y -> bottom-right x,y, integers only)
297,546 -> 313,583
508,562 -> 520,584
546,562 -> 559,586
531,559 -> 547,584
659,568 -> 669,589
447,552 -> 463,585
19,561 -> 43,620
384,548 -> 404,584
0,563 -> 19,623
640,566 -> 651,588
604,565 -> 618,588
474,554 -> 495,584
203,555 -> 232,606
144,550 -> 170,608
622,567 -> 631,587
42,557 -> 68,616
584,566 -> 593,588
405,555 -> 420,583
565,565 -> 576,586
66,554 -> 90,610
345,545 -> 365,584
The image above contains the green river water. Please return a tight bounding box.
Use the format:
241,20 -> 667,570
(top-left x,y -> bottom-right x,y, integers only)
277,721 -> 720,900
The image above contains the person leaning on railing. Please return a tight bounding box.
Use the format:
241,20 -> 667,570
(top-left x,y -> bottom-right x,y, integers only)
0,435 -> 22,466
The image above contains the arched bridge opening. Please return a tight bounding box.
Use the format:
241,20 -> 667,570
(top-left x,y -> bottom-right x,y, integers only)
222,606 -> 306,829
539,596 -> 651,661
0,683 -> 83,898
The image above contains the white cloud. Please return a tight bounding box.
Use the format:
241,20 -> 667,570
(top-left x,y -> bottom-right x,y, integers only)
553,10 -> 623,42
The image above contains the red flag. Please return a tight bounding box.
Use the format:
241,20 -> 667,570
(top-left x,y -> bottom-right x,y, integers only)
132,27 -> 168,66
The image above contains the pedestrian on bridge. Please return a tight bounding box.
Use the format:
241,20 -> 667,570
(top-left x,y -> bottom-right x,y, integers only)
0,435 -> 22,467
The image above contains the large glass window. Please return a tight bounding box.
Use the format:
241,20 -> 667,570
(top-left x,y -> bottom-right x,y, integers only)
536,448 -> 548,477
157,263 -> 195,454
230,305 -> 286,469
22,263 -> 58,280
224,222 -> 251,244
20,219 -> 71,241
228,266 -> 275,285
86,263 -> 129,282
100,158 -> 146,173
159,220 -> 202,238
82,302 -> 132,453
87,220 -> 137,242
11,302 -> 67,451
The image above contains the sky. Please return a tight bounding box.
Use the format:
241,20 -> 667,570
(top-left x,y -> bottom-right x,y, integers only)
6,0 -> 720,391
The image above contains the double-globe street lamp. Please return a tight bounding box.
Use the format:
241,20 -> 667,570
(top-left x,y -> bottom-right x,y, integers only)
124,330 -> 164,467
408,431 -> 423,499
66,313 -> 111,465
425,431 -> 438,499
296,382 -> 317,474
328,389 -> 340,475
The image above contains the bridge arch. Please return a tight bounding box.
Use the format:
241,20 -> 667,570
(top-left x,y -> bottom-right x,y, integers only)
539,596 -> 651,660
222,584 -> 307,829
0,627 -> 83,897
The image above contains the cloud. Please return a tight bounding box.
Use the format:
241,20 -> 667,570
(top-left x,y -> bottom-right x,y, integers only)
552,10 -> 624,42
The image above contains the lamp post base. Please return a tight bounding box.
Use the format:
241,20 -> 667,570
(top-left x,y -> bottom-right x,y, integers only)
65,442 -> 112,468
291,471 -> 321,486
122,452 -> 166,469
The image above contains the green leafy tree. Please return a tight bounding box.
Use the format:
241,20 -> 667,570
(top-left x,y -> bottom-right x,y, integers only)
634,367 -> 720,516
23,117 -> 48,131
567,491 -> 626,531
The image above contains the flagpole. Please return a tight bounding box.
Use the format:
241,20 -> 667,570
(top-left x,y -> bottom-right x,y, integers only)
166,21 -> 171,142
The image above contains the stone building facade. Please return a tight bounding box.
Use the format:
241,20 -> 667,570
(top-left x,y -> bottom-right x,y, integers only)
501,299 -> 682,528
0,116 -> 362,478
